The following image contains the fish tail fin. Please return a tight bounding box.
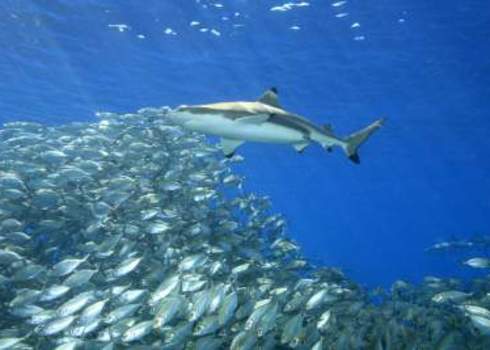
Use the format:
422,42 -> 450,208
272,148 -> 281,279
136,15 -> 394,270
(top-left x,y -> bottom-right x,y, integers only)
343,118 -> 385,164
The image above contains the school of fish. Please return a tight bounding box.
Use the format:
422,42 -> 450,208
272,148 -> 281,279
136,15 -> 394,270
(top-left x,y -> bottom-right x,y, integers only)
0,107 -> 489,349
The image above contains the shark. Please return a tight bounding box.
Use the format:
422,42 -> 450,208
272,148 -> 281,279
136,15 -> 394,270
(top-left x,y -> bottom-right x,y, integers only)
167,88 -> 384,163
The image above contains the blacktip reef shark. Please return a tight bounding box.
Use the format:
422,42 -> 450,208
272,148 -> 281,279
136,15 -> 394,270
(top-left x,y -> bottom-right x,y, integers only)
167,88 -> 384,163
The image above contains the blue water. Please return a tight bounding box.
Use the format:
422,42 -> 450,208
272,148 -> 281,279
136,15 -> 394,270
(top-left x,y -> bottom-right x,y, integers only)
1,0 -> 489,288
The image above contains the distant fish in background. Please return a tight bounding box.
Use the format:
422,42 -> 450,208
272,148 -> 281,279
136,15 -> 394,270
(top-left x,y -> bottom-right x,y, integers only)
425,235 -> 490,253
463,257 -> 490,269
167,88 -> 384,163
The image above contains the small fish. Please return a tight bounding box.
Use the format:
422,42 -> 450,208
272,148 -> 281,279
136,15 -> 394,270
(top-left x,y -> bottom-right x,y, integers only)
189,289 -> 212,322
230,330 -> 257,350
118,289 -> 147,304
37,315 -> 77,336
432,291 -> 472,303
193,315 -> 220,336
154,296 -> 185,328
459,304 -> 490,318
218,291 -> 238,325
0,249 -> 23,265
53,339 -> 83,350
463,257 -> 490,269
63,269 -> 97,288
281,313 -> 304,344
40,285 -> 71,302
10,304 -> 44,318
179,254 -> 208,271
57,291 -> 96,317
79,299 -> 108,324
245,301 -> 272,331
311,337 -> 324,350
149,274 -> 180,305
121,320 -> 154,342
51,255 -> 89,277
110,256 -> 143,279
163,321 -> 194,345
68,318 -> 102,337
470,314 -> 490,335
256,302 -> 279,337
12,264 -> 45,282
29,310 -> 57,325
305,289 -> 328,310
105,303 -> 141,325
10,289 -> 41,307
148,220 -> 171,234
0,332 -> 31,350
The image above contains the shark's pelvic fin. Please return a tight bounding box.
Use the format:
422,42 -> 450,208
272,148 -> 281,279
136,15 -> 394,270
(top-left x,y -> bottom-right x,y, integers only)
220,138 -> 244,157
293,142 -> 309,153
235,115 -> 269,124
258,87 -> 282,109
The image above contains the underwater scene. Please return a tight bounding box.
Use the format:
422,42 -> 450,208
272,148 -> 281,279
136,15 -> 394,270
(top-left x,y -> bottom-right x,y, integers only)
0,1 -> 489,349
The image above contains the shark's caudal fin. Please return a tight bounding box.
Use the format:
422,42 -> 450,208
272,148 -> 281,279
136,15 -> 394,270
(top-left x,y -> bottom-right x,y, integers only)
343,118 -> 385,164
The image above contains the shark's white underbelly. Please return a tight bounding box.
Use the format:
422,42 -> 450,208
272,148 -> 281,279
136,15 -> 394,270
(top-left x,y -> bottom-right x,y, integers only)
182,113 -> 306,144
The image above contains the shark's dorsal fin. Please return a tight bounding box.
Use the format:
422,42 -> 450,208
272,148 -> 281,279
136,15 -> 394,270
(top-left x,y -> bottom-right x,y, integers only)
220,138 -> 244,157
258,87 -> 282,108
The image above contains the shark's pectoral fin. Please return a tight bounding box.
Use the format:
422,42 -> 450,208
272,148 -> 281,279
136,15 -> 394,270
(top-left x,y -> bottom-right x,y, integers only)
235,114 -> 269,124
220,138 -> 244,157
293,142 -> 309,153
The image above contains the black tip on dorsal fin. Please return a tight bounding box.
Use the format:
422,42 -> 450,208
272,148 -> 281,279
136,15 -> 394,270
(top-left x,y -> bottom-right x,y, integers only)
270,87 -> 278,94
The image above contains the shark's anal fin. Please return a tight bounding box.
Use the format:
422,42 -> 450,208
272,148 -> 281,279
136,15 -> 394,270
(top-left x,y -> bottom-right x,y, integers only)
235,114 -> 269,124
293,142 -> 309,153
220,138 -> 244,157
258,88 -> 282,109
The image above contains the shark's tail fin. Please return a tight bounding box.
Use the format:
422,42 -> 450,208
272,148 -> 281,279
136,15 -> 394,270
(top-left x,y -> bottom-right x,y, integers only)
342,118 -> 385,164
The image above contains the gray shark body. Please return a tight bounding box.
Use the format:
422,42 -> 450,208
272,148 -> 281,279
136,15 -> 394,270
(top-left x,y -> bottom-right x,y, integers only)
167,88 -> 384,163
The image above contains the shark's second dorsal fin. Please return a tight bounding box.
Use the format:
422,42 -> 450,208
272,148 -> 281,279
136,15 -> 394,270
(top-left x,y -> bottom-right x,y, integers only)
258,87 -> 282,108
322,124 -> 333,133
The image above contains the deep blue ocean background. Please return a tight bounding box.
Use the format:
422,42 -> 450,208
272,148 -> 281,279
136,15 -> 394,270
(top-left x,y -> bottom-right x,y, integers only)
1,0 -> 489,289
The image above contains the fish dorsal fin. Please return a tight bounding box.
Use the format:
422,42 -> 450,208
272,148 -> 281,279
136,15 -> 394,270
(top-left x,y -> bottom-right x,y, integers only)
258,87 -> 282,108
236,114 -> 269,124
220,138 -> 244,157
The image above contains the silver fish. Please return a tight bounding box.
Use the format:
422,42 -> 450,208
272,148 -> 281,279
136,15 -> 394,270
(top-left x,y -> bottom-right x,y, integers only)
218,291 -> 238,326
154,296 -> 185,328
51,255 -> 89,277
40,285 -> 71,302
57,291 -> 96,317
149,274 -> 180,305
37,315 -> 77,336
105,303 -> 141,325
